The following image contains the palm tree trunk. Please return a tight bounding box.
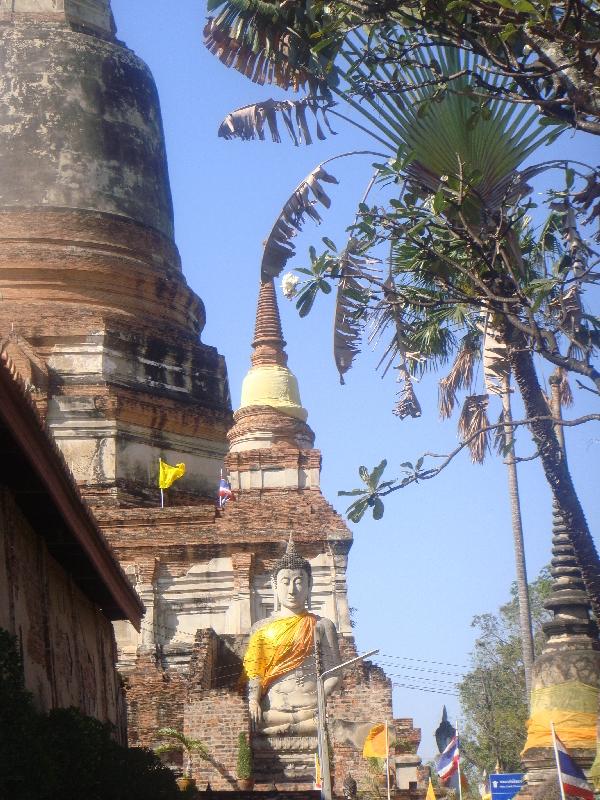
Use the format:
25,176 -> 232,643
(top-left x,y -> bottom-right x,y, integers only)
501,374 -> 535,698
507,328 -> 600,619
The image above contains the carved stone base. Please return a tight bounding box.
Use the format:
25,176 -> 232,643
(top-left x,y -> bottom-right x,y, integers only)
252,733 -> 319,786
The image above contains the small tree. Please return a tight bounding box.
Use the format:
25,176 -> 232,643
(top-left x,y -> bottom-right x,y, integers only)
155,728 -> 209,780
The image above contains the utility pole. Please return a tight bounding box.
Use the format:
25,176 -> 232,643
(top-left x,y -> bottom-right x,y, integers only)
314,630 -> 379,800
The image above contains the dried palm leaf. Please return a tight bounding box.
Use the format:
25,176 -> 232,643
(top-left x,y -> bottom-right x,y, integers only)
493,409 -> 507,455
204,0 -> 336,92
218,97 -> 337,145
438,376 -> 456,421
394,367 -> 422,420
482,318 -> 510,396
557,368 -> 574,408
438,331 -> 480,419
261,163 -> 339,281
333,239 -> 369,383
204,11 -> 306,92
458,394 -> 491,464
369,277 -> 409,378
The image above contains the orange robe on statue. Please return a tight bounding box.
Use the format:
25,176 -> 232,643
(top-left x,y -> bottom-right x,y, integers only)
242,612 -> 317,696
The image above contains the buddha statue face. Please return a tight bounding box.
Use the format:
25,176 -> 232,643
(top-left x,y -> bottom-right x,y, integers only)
273,567 -> 311,614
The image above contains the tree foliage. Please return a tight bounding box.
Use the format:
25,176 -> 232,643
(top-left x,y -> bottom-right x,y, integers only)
0,629 -> 179,800
206,0 -> 600,137
204,0 -> 600,618
458,569 -> 552,773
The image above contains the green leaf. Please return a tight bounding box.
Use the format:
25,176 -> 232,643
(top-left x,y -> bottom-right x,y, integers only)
400,461 -> 413,470
372,497 -> 385,520
338,488 -> 368,497
347,497 -> 369,523
514,0 -> 536,11
322,236 -> 337,250
565,168 -> 574,190
359,465 -> 370,483
370,458 -> 388,487
296,284 -> 319,317
538,116 -> 564,127
432,190 -> 447,214
499,23 -> 518,41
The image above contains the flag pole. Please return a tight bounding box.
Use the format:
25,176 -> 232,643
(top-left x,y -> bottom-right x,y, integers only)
455,722 -> 463,800
551,722 -> 567,800
385,720 -> 391,800
158,458 -> 164,508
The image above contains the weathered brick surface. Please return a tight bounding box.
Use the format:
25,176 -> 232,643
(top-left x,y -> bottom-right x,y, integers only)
186,689 -> 249,790
0,486 -> 127,740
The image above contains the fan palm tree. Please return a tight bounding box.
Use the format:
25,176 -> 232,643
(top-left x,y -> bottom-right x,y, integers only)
155,727 -> 209,782
203,1 -> 600,626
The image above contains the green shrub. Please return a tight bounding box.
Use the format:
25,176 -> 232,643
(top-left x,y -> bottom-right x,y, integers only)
0,628 -> 179,800
236,731 -> 252,780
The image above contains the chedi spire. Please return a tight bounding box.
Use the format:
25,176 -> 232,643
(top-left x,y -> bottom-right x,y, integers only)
251,279 -> 288,368
226,277 -> 319,490
239,279 -> 307,422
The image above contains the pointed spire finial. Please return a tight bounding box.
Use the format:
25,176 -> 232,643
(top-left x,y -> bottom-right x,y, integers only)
542,501 -> 598,646
251,279 -> 288,367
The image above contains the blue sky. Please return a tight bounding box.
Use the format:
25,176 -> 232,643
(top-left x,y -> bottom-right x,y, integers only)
111,1 -> 599,760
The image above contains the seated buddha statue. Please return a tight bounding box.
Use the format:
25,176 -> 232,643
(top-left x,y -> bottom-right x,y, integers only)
242,538 -> 341,735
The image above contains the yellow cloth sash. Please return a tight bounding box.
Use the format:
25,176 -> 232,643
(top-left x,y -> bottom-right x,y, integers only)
522,681 -> 599,752
242,613 -> 317,696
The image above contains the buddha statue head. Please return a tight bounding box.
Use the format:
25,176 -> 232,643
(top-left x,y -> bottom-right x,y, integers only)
271,537 -> 312,614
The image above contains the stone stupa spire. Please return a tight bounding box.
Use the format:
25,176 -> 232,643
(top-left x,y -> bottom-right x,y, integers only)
542,502 -> 598,648
519,503 -> 600,796
226,278 -> 319,490
251,278 -> 288,368
238,279 -> 309,424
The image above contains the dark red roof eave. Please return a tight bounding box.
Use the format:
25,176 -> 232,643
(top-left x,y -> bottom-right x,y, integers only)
0,353 -> 143,629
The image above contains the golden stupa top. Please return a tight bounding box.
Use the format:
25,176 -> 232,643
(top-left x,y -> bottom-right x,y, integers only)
239,279 -> 308,422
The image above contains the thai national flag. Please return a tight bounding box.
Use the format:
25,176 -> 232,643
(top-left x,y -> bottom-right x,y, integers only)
437,735 -> 460,784
218,475 -> 234,507
554,732 -> 594,800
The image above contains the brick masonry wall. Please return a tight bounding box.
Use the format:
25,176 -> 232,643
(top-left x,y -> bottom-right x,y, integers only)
0,486 -> 126,740
124,651 -> 187,750
186,688 -> 250,790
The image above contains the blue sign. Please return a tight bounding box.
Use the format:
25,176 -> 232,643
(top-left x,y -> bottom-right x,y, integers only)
490,773 -> 524,800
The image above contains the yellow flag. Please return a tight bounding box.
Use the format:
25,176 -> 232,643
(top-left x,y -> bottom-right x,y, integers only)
426,778 -> 436,800
158,459 -> 186,489
314,753 -> 322,789
363,723 -> 388,758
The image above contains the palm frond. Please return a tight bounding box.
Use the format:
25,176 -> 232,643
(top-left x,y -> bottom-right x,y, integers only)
218,97 -> 337,145
261,162 -> 339,281
333,239 -> 369,383
438,330 -> 481,419
204,0 -> 335,91
344,34 -> 556,214
556,367 -> 574,408
493,408 -> 507,455
394,367 -> 422,419
458,394 -> 491,464
369,278 -> 411,376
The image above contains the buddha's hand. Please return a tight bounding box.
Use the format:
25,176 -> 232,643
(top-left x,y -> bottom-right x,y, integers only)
249,698 -> 263,729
